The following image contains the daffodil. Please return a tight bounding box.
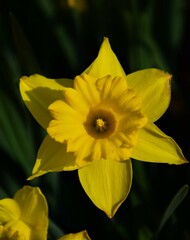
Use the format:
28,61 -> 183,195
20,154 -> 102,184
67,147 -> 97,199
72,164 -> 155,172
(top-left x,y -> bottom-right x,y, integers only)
58,230 -> 91,240
0,185 -> 48,240
20,38 -> 187,218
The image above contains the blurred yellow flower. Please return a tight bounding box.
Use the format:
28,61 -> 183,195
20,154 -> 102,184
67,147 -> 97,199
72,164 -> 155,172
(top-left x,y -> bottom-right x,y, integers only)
67,0 -> 87,11
0,186 -> 48,240
20,38 -> 187,218
58,230 -> 91,240
59,0 -> 87,12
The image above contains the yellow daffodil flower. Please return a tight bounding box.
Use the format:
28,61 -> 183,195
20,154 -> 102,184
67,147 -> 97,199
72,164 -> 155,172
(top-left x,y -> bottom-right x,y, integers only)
58,230 -> 91,240
0,185 -> 48,239
20,38 -> 187,218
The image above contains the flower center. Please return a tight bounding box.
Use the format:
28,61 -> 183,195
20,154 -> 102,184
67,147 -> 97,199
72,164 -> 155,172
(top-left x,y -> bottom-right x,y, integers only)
85,109 -> 117,139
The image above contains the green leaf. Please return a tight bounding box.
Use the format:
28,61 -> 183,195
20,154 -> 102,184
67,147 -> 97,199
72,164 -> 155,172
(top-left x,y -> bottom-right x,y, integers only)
10,13 -> 41,74
0,90 -> 35,175
138,225 -> 153,240
168,0 -> 186,49
153,184 -> 189,239
48,218 -> 65,239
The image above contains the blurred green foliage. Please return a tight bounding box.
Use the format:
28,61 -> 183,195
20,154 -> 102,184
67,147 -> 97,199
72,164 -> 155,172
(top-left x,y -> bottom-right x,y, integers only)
0,0 -> 190,239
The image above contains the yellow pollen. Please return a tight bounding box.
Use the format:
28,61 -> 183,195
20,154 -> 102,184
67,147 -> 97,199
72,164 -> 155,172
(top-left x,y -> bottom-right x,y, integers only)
95,118 -> 107,132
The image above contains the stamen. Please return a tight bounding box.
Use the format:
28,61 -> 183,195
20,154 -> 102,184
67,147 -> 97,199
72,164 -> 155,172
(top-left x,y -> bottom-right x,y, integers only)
95,118 -> 108,132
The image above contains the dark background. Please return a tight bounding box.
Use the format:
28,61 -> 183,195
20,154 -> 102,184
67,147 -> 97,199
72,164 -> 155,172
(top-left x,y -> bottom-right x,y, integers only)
0,0 -> 190,239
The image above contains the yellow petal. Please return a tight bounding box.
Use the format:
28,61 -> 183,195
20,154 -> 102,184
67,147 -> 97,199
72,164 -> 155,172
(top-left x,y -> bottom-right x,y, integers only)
78,158 -> 132,218
3,220 -> 31,240
74,74 -> 100,107
14,186 -> 48,239
48,99 -> 81,121
132,122 -> 188,164
58,230 -> 91,240
127,68 -> 171,122
19,74 -> 73,129
48,119 -> 85,144
64,88 -> 90,114
84,38 -> 126,78
48,100 -> 85,143
0,199 -> 20,224
100,75 -> 128,99
28,135 -> 82,180
67,135 -> 94,165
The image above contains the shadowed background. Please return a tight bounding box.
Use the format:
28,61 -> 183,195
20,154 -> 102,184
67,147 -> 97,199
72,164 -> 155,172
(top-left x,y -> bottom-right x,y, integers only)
0,0 -> 190,239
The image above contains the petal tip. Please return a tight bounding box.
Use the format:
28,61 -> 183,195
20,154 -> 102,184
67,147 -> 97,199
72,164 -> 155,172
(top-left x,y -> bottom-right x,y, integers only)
20,75 -> 28,81
27,170 -> 45,181
176,158 -> 189,165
